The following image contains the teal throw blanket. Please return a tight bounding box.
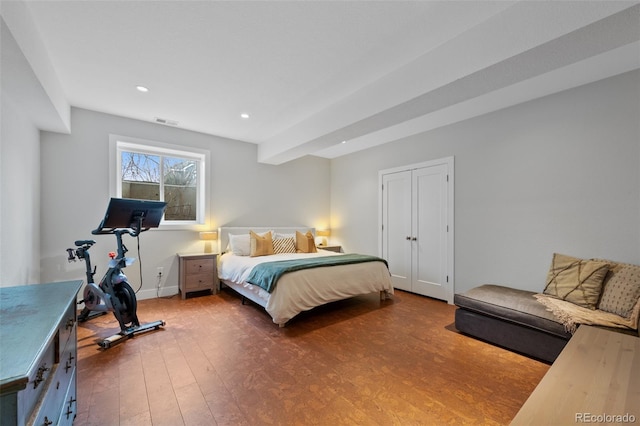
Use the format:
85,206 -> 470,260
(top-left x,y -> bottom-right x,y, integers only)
246,254 -> 388,293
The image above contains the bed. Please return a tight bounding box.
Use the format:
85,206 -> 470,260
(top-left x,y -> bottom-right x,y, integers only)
217,227 -> 394,326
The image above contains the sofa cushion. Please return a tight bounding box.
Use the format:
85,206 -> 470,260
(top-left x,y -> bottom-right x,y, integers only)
543,253 -> 609,309
454,284 -> 571,338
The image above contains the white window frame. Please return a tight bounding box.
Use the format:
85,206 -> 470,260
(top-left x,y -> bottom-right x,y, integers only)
109,134 -> 210,229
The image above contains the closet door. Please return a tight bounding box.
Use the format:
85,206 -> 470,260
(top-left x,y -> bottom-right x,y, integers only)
382,170 -> 412,291
412,164 -> 449,301
380,157 -> 453,302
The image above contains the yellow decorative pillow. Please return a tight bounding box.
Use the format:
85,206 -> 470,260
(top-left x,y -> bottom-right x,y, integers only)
250,231 -> 274,257
543,253 -> 609,309
295,231 -> 317,253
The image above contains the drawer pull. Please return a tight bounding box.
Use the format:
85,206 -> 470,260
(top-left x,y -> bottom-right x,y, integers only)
44,416 -> 53,426
65,352 -> 76,373
34,364 -> 50,388
65,396 -> 77,419
66,317 -> 75,330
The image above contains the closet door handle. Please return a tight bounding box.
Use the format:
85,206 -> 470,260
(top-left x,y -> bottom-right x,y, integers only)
411,237 -> 417,241
406,236 -> 411,240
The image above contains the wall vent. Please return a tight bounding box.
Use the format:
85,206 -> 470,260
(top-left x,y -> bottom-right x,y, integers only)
154,117 -> 179,126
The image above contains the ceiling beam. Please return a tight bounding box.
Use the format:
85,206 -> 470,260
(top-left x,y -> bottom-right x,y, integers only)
1,1 -> 70,133
258,2 -> 640,165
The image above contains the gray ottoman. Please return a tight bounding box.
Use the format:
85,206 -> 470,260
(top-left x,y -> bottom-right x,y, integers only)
454,284 -> 572,363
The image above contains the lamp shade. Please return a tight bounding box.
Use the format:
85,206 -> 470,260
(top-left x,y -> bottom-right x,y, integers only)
199,231 -> 218,241
316,229 -> 331,237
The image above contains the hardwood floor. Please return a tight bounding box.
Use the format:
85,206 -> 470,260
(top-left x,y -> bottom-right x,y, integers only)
75,289 -> 548,425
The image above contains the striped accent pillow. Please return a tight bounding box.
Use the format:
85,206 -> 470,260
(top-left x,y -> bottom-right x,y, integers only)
273,237 -> 296,254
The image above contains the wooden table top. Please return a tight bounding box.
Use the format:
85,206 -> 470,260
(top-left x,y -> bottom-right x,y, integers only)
511,325 -> 640,425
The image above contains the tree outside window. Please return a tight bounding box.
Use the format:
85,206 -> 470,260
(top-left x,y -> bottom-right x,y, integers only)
117,140 -> 205,224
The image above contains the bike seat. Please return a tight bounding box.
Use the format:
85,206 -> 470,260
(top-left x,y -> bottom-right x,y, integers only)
75,239 -> 96,247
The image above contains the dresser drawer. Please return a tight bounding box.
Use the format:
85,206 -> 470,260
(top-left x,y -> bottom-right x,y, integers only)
30,368 -> 76,426
18,342 -> 55,422
56,302 -> 77,358
185,258 -> 215,275
27,321 -> 76,426
57,368 -> 77,426
58,327 -> 77,389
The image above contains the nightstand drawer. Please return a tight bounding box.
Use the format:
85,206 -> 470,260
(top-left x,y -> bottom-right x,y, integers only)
185,273 -> 213,290
184,258 -> 215,275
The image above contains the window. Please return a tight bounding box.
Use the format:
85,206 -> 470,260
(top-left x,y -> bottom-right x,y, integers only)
110,135 -> 209,227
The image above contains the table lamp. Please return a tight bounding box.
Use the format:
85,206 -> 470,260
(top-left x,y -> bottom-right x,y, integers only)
316,229 -> 330,246
199,231 -> 218,253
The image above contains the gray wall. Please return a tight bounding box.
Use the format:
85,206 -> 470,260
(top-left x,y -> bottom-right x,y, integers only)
331,70 -> 640,294
0,21 -> 42,286
4,28 -> 638,303
1,88 -> 42,286
40,108 -> 331,298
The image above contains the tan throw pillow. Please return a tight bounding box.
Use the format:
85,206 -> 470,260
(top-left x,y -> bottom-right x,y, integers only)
250,231 -> 274,257
598,264 -> 640,318
543,253 -> 609,309
273,237 -> 296,254
295,231 -> 317,253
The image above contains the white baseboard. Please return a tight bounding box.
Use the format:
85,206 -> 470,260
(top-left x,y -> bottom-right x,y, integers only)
137,285 -> 179,300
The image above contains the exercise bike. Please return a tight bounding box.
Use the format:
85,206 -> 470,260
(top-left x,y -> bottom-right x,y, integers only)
67,198 -> 167,349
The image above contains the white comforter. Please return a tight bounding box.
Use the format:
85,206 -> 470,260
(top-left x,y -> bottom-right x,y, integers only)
218,250 -> 394,325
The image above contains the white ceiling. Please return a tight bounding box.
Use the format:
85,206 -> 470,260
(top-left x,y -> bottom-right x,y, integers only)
17,1 -> 640,164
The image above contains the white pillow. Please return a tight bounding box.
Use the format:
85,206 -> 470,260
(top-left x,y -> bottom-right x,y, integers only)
228,233 -> 251,256
229,231 -> 273,256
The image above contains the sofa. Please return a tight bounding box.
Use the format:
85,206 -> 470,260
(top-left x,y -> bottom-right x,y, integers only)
454,254 -> 640,363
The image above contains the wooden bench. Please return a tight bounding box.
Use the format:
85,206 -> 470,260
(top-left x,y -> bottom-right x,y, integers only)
511,325 -> 640,424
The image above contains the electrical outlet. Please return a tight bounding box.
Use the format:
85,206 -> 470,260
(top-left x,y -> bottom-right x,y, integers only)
157,267 -> 164,277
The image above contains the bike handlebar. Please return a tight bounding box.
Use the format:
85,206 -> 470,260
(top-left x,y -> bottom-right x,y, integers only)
91,227 -> 149,237
91,214 -> 149,237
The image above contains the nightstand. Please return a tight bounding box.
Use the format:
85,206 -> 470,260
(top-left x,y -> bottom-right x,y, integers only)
177,253 -> 217,299
318,245 -> 342,253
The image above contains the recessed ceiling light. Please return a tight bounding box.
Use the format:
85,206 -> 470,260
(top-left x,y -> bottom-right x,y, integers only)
136,85 -> 149,93
240,113 -> 250,119
154,117 -> 179,126
341,140 -> 347,144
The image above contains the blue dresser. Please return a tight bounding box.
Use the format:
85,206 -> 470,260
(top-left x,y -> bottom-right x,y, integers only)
0,281 -> 82,425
